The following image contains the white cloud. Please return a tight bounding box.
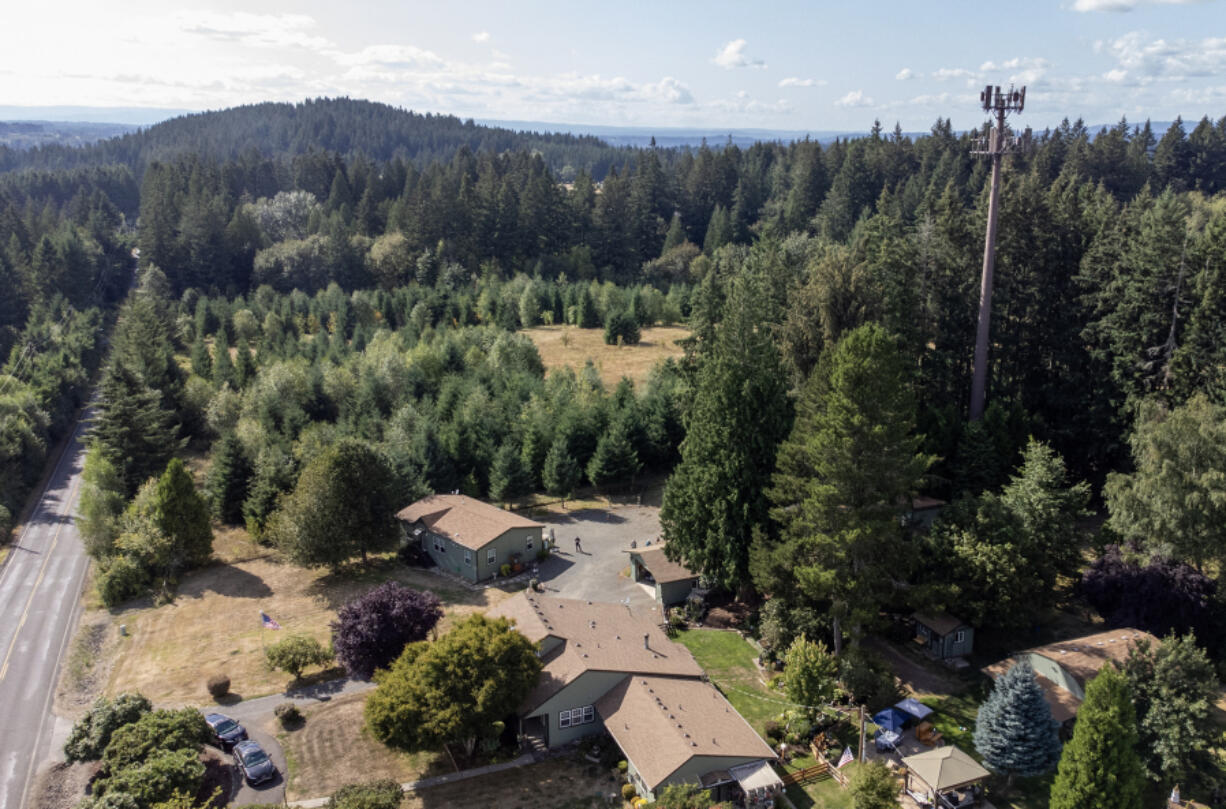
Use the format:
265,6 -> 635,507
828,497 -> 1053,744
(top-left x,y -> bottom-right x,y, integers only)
932,67 -> 978,81
333,44 -> 445,69
896,68 -> 916,80
1072,0 -> 1212,11
1103,32 -> 1226,78
778,77 -> 825,87
472,31 -> 490,43
713,39 -> 766,69
176,11 -> 332,50
834,90 -> 873,108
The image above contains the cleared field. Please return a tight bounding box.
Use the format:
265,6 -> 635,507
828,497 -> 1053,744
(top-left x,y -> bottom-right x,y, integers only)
404,754 -> 616,809
277,692 -> 446,801
105,531 -> 513,705
523,325 -> 689,388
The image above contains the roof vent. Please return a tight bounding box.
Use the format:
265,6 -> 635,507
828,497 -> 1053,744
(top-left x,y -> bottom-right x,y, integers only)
691,741 -> 697,747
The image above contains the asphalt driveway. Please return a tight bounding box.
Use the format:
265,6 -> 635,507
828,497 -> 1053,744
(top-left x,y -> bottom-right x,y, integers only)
533,505 -> 662,612
230,725 -> 288,806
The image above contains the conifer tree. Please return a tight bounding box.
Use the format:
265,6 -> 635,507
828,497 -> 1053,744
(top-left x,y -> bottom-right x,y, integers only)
93,361 -> 180,495
488,441 -> 530,502
974,660 -> 1062,785
78,442 -> 126,558
1049,666 -> 1145,809
542,435 -> 581,498
205,432 -> 251,524
661,271 -> 791,590
233,336 -> 254,388
150,457 -> 213,571
661,212 -> 685,253
211,330 -> 235,389
586,419 -> 641,486
189,338 -> 211,380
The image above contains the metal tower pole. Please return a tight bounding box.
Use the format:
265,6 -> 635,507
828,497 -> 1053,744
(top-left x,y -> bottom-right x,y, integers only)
969,105 -> 1006,422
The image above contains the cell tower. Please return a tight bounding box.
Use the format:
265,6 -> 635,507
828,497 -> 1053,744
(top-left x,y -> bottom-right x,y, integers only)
969,84 -> 1029,422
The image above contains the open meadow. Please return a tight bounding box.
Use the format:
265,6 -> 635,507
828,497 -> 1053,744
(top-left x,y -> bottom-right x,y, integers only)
523,325 -> 689,388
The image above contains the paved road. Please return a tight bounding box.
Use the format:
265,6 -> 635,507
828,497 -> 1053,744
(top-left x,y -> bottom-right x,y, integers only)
0,418 -> 92,809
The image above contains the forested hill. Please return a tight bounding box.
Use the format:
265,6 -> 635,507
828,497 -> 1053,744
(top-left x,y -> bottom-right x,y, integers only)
0,97 -> 633,179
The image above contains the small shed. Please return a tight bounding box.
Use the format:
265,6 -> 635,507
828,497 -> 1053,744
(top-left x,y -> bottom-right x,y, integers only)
913,611 -> 974,660
628,545 -> 699,606
902,746 -> 989,808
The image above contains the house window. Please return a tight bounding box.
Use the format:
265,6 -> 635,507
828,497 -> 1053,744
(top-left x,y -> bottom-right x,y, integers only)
434,536 -> 446,553
559,706 -> 594,729
487,548 -> 497,565
954,630 -> 966,644
526,535 -> 534,551
464,550 -> 472,566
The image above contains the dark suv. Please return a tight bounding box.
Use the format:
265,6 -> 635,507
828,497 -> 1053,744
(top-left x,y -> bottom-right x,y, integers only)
203,713 -> 247,749
234,739 -> 277,785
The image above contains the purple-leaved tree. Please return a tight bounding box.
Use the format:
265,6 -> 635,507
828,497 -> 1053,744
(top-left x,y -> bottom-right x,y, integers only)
332,582 -> 443,679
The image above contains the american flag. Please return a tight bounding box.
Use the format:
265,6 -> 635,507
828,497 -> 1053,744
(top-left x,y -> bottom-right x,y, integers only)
260,611 -> 282,630
837,746 -> 854,769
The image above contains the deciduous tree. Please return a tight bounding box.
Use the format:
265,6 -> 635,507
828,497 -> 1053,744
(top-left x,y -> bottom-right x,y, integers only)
331,583 -> 443,680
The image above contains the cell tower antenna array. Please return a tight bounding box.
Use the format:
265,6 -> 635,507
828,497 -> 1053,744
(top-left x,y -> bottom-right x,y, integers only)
968,84 -> 1030,422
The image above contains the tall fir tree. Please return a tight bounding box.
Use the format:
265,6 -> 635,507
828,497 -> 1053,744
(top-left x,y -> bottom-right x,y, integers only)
542,435 -> 581,498
585,418 -> 641,486
660,271 -> 792,590
205,432 -> 252,524
93,361 -> 180,495
1049,666 -> 1145,809
974,660 -> 1063,784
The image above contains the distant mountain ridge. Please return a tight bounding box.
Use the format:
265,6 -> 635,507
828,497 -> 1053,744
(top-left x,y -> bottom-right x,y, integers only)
0,120 -> 138,150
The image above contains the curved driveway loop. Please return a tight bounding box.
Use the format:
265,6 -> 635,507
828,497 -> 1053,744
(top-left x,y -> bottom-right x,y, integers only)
229,726 -> 288,806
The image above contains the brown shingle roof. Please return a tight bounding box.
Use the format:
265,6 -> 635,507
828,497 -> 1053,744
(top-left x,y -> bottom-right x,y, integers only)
596,675 -> 776,790
912,611 -> 968,637
489,593 -> 702,712
397,494 -> 542,551
631,546 -> 699,584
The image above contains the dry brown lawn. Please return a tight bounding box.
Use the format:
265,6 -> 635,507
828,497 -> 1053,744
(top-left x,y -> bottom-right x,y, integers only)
524,325 -> 689,388
278,692 -> 447,801
105,530 -> 514,705
404,755 -> 618,809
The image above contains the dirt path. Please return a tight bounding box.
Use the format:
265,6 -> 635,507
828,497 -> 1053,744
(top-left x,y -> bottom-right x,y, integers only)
864,637 -> 967,697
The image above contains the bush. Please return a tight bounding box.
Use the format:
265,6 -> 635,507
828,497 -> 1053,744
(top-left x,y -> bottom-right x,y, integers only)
668,608 -> 686,630
206,674 -> 230,699
331,583 -> 443,680
763,720 -> 784,744
102,709 -> 211,773
838,648 -> 902,711
617,760 -> 628,773
275,702 -> 303,727
535,546 -> 550,562
327,779 -> 404,809
397,542 -> 431,567
499,563 -> 512,577
265,633 -> 333,679
622,783 -> 638,801
93,747 -> 205,807
603,310 -> 641,346
97,555 -> 150,607
64,693 -> 153,762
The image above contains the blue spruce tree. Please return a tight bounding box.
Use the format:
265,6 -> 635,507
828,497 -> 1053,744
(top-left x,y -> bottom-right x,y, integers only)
974,659 -> 1062,785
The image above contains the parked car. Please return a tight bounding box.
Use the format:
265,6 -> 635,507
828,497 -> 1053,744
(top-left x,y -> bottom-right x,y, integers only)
203,713 -> 247,748
233,739 -> 276,785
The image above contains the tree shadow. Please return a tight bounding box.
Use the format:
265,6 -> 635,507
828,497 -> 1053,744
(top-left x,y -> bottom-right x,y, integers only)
211,692 -> 245,706
177,564 -> 274,599
541,508 -> 628,526
285,668 -> 350,698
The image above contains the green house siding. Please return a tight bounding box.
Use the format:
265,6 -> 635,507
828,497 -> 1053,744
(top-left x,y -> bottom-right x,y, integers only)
657,578 -> 696,607
526,670 -> 626,748
420,525 -> 542,583
916,623 -> 974,659
629,754 -> 773,802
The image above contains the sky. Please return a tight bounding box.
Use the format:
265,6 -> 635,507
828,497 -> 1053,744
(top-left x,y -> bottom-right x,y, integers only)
1,0 -> 1224,132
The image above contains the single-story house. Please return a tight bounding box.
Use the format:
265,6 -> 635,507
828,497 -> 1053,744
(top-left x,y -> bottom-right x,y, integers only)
397,494 -> 543,583
628,545 -> 699,607
913,611 -> 974,660
906,496 -> 948,530
983,627 -> 1158,723
490,593 -> 780,802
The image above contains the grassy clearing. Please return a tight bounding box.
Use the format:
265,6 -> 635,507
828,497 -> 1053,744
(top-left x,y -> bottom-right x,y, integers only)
405,753 -> 618,809
523,325 -> 689,388
674,628 -> 782,737
277,692 -> 446,801
105,530 -> 513,704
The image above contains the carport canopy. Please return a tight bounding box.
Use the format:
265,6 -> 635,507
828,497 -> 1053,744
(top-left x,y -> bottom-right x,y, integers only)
872,707 -> 909,733
729,759 -> 782,797
896,697 -> 934,721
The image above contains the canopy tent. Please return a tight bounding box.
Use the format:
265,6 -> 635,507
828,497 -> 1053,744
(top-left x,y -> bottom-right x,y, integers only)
902,746 -> 990,792
872,707 -> 909,733
729,759 -> 783,799
895,697 -> 934,721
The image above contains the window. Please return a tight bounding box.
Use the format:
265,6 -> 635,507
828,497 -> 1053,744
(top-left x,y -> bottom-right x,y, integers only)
954,630 -> 966,644
559,706 -> 594,729
487,548 -> 497,565
526,534 -> 534,551
464,550 -> 472,566
433,536 -> 446,553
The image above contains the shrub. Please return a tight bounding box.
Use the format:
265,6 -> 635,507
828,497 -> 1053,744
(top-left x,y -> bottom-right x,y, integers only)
622,783 -> 638,801
668,608 -> 686,630
327,779 -> 405,809
102,709 -> 211,773
97,555 -> 150,607
265,633 -> 333,679
617,760 -> 628,773
838,648 -> 902,711
275,702 -> 303,727
331,583 -> 443,680
397,542 -> 430,567
93,747 -> 205,807
603,310 -> 641,346
535,546 -> 550,562
64,693 -> 152,762
500,563 -> 512,577
763,720 -> 784,743
206,674 -> 230,699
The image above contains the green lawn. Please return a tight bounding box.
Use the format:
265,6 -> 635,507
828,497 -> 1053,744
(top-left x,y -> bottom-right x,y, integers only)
674,628 -> 783,737
780,757 -> 856,809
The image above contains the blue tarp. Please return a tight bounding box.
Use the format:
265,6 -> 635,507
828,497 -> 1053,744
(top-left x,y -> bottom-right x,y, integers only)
872,707 -> 909,732
895,697 -> 934,721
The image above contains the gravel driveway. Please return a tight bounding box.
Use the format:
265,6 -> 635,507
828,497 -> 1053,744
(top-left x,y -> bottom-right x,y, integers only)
230,725 -> 288,806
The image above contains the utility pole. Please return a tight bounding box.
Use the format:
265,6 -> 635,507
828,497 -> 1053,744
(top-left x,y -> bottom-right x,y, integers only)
969,85 -> 1028,421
